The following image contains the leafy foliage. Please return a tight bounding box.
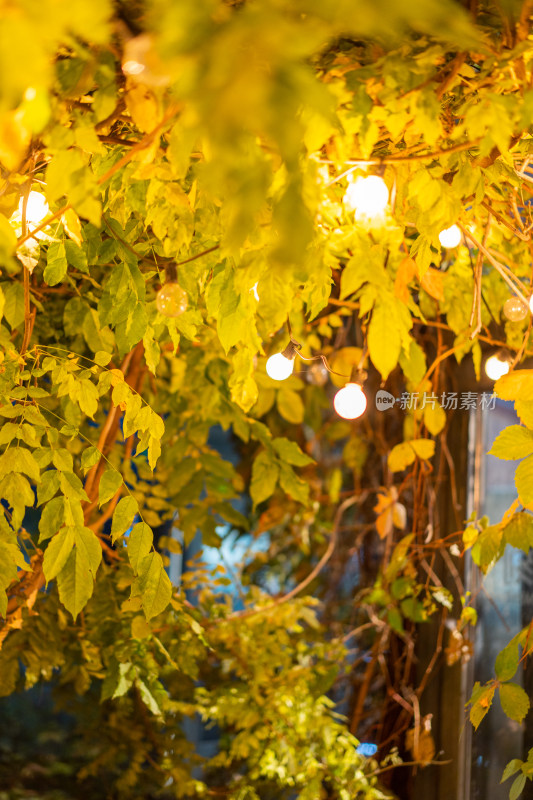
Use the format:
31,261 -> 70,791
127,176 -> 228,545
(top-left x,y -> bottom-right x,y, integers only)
3,0 -> 533,797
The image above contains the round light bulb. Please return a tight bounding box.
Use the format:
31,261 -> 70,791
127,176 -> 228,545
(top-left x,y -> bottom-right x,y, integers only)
123,60 -> 146,75
485,352 -> 512,381
156,282 -> 188,317
333,382 -> 367,419
343,176 -> 389,219
438,225 -> 462,248
307,361 -> 329,387
503,296 -> 529,322
16,191 -> 49,237
266,352 -> 295,381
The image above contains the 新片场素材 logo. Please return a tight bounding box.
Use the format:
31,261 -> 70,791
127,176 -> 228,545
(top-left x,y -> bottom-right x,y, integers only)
375,390 -> 396,410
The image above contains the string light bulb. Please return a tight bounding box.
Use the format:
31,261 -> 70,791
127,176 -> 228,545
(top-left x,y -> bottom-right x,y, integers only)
122,34 -> 170,86
10,191 -> 50,242
266,341 -> 300,381
438,225 -> 462,249
485,349 -> 513,381
156,264 -> 188,318
503,296 -> 529,322
307,361 -> 329,387
333,367 -> 368,419
343,175 -> 389,220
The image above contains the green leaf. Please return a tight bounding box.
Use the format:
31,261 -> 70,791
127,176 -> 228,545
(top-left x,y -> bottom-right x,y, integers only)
510,773 -> 526,800
44,241 -> 68,286
78,379 -> 99,418
128,522 -> 153,574
250,450 -> 279,507
37,470 -> 60,505
471,524 -> 504,573
2,282 -> 25,329
75,526 -> 102,577
98,468 -> 122,507
137,551 -> 172,620
64,239 -> 88,273
278,463 -> 309,505
57,545 -> 94,620
0,471 -> 34,509
0,539 -> 29,617
489,426 -> 533,460
60,471 -> 89,502
502,759 -> 523,783
136,678 -> 161,715
94,351 -> 112,366
503,513 -> 533,554
0,447 -> 41,483
272,437 -> 314,466
81,445 -> 101,472
52,448 -> 73,472
495,636 -> 520,682
468,681 -> 496,729
39,497 -> 65,542
277,388 -> 304,425
500,682 -> 530,723
111,496 -> 138,542
43,526 -> 75,582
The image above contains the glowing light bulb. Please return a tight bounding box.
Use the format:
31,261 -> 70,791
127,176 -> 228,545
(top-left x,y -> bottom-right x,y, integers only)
307,361 -> 329,387
503,296 -> 529,322
266,352 -> 295,381
123,60 -> 145,75
122,34 -> 170,86
529,295 -> 533,315
333,382 -> 367,419
438,225 -> 461,249
343,175 -> 389,219
156,282 -> 188,317
485,351 -> 512,381
18,191 -> 49,229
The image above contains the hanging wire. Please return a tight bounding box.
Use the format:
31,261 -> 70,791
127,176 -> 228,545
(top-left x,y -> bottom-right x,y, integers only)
285,317 -> 368,380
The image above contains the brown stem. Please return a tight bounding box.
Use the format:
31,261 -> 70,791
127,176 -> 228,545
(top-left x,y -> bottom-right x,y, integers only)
220,495 -> 365,624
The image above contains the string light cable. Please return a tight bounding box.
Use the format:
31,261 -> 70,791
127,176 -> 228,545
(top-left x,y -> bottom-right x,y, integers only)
265,322 -> 368,419
156,262 -> 188,318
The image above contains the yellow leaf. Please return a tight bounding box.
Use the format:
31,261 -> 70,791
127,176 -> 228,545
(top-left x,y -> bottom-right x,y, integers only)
463,525 -> 478,550
368,303 -> 402,380
392,502 -> 407,529
495,370 -> 533,402
374,490 -> 405,538
420,267 -> 444,301
423,403 -> 446,435
0,109 -> 31,171
329,347 -> 363,388
61,209 -> 82,247
394,256 -> 417,303
376,509 -> 393,539
406,717 -> 435,766
410,439 -> 435,460
388,442 -> 416,472
125,77 -> 161,133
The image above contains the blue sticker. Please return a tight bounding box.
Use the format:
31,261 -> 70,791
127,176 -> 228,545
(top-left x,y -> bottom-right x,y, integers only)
356,743 -> 378,757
